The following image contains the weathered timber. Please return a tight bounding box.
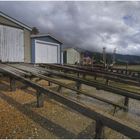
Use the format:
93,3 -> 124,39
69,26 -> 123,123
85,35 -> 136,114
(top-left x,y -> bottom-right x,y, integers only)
32,65 -> 140,101
56,64 -> 140,82
95,120 -> 104,139
57,85 -> 63,93
12,64 -> 140,102
42,64 -> 140,86
10,77 -> 16,91
124,97 -> 129,107
0,65 -> 140,138
36,89 -> 44,107
76,81 -> 81,91
8,64 -> 128,110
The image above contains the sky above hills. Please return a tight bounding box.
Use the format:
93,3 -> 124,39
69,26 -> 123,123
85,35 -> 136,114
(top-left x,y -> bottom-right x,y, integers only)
0,1 -> 140,55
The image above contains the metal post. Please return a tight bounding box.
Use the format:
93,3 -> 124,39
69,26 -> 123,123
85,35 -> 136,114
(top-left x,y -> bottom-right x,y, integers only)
95,120 -> 104,139
10,77 -> 16,91
36,90 -> 44,107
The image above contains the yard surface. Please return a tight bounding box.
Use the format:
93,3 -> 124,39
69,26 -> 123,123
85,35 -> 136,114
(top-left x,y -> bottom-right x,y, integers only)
0,76 -> 140,139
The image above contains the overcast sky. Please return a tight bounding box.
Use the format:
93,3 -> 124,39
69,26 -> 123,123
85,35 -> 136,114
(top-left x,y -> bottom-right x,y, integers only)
0,1 -> 140,55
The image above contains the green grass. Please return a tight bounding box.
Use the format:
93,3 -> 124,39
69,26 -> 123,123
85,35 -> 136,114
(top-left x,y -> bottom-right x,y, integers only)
114,64 -> 140,71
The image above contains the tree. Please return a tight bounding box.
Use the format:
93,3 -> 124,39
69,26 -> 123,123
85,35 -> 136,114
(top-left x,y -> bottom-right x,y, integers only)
31,27 -> 39,35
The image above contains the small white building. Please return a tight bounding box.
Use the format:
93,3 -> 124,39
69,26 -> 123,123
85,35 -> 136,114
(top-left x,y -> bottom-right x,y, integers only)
63,48 -> 80,64
31,34 -> 63,64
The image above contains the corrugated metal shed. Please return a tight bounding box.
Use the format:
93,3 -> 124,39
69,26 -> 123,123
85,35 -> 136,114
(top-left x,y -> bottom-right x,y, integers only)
0,11 -> 32,63
31,34 -> 63,64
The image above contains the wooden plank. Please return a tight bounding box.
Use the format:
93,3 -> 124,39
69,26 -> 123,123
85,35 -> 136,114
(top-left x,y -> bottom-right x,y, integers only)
10,77 -> 16,91
36,89 -> 44,107
33,65 -> 140,101
0,64 -> 140,138
8,64 -> 128,110
47,64 -> 140,82
95,120 -> 104,138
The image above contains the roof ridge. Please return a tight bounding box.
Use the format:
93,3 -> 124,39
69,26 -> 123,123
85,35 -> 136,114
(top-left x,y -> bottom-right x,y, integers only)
0,11 -> 32,31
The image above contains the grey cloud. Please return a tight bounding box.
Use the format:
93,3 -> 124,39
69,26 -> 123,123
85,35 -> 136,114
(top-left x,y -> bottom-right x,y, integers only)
0,1 -> 140,55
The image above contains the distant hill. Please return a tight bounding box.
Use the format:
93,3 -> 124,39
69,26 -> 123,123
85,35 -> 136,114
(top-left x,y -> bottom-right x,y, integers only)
65,47 -> 140,64
75,47 -> 140,64
115,54 -> 140,64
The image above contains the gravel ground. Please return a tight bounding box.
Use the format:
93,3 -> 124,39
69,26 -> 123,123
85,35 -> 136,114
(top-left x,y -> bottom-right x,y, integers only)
0,77 -> 94,139
0,76 -> 139,139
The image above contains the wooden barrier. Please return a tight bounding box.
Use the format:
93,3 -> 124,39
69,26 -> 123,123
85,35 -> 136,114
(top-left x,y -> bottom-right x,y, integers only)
10,64 -> 140,111
42,64 -> 140,86
61,64 -> 140,81
0,64 -> 140,138
7,64 -> 129,110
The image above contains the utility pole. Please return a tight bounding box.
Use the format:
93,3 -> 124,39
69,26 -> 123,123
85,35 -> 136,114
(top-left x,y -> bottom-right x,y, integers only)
112,48 -> 116,65
103,47 -> 106,67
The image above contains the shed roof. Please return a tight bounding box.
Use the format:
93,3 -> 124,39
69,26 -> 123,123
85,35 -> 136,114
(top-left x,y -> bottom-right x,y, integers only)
0,11 -> 32,31
31,34 -> 63,44
63,47 -> 81,53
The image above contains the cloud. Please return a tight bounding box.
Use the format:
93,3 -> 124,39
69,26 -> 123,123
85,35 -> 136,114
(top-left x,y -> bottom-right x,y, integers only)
0,1 -> 140,55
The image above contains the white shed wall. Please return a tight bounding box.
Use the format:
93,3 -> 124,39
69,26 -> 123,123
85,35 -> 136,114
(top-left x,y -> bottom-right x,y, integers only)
0,25 -> 24,62
67,48 -> 80,64
35,40 -> 60,63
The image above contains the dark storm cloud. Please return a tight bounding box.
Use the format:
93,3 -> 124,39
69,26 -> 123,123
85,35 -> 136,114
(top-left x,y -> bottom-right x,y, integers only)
0,1 -> 140,55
